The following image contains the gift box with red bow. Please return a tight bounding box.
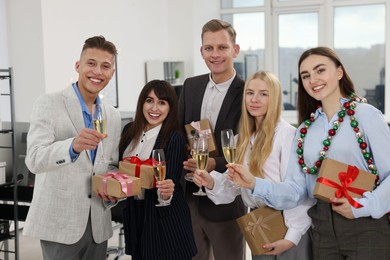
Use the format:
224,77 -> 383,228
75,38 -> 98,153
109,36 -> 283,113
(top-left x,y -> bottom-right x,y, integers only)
236,206 -> 287,256
185,119 -> 217,156
313,158 -> 376,208
119,156 -> 159,189
92,172 -> 141,198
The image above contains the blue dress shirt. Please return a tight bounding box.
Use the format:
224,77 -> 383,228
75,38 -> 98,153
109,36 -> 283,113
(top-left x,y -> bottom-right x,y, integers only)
69,82 -> 101,163
251,98 -> 390,219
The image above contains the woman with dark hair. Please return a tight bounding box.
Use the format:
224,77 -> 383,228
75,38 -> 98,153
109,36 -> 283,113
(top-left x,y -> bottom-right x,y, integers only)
119,80 -> 197,260
230,47 -> 390,259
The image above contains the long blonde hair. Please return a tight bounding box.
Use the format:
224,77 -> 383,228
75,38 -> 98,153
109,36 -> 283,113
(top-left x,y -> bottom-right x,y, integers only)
236,71 -> 282,178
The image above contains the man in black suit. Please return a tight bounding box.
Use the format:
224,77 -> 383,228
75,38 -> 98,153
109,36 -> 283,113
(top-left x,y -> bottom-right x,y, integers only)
179,19 -> 246,260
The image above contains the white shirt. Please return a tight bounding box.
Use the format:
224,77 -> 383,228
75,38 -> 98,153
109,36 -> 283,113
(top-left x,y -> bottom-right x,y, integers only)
123,124 -> 161,200
200,71 -> 235,130
206,119 -> 315,245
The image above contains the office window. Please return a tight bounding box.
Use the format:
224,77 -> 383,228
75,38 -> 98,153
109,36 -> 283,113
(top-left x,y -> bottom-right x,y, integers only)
279,12 -> 318,110
221,0 -> 388,121
222,13 -> 265,80
221,0 -> 264,9
334,4 -> 385,113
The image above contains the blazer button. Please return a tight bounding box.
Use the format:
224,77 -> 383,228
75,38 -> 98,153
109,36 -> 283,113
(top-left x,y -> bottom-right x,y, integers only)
88,194 -> 92,199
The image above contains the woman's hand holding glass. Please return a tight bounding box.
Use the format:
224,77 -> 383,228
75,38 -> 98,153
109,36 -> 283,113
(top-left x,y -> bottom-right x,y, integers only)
152,149 -> 170,207
193,169 -> 214,190
156,179 -> 175,200
227,164 -> 256,190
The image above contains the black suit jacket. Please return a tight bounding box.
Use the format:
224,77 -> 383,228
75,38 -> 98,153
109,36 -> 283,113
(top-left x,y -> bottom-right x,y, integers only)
119,124 -> 197,259
179,73 -> 247,222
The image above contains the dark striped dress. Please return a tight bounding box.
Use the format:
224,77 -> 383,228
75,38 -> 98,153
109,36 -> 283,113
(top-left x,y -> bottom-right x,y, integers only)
119,129 -> 197,260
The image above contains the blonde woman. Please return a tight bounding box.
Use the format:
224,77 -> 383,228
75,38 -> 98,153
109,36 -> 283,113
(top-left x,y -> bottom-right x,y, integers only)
194,71 -> 314,259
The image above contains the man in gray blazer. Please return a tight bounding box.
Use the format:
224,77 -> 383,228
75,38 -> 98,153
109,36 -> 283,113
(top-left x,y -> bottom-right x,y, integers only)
179,19 -> 247,260
24,36 -> 121,260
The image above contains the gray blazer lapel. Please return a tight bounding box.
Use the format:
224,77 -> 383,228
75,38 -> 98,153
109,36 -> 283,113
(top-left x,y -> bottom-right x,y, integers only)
63,87 -> 92,161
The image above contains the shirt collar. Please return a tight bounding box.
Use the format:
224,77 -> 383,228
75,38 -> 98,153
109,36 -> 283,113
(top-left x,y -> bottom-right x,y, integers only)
207,70 -> 236,92
143,124 -> 162,141
72,82 -> 101,115
315,97 -> 349,119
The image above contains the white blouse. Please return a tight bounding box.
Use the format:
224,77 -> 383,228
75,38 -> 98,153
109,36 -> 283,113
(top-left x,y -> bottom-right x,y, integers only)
206,119 -> 315,245
123,124 -> 161,200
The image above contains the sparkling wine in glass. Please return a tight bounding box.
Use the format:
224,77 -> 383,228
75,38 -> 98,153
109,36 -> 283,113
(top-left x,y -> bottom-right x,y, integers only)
92,104 -> 109,164
221,129 -> 237,164
185,132 -> 199,182
221,129 -> 239,188
152,149 -> 169,207
193,136 -> 208,196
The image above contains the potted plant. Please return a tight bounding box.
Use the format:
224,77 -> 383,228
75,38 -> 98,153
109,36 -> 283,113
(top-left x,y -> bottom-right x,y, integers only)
174,69 -> 181,84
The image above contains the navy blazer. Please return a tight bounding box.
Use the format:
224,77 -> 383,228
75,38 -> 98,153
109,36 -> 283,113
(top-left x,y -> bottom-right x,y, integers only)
119,124 -> 197,260
178,73 -> 247,222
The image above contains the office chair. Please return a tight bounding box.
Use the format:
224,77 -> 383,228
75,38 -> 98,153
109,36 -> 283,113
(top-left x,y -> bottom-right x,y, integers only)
106,200 -> 126,260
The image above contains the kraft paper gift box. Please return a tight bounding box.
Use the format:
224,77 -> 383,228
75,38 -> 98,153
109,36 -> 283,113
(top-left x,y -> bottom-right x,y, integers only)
236,206 -> 287,256
92,172 -> 141,198
185,119 -> 218,156
313,158 -> 376,207
119,157 -> 158,189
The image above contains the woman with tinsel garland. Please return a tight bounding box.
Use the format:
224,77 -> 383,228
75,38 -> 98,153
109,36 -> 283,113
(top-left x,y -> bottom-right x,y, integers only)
229,47 -> 390,260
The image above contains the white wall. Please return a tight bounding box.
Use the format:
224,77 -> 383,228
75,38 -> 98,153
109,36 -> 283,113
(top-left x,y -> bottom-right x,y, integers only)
0,0 -> 8,123
2,0 -> 219,122
6,0 -> 47,122
0,0 -> 8,68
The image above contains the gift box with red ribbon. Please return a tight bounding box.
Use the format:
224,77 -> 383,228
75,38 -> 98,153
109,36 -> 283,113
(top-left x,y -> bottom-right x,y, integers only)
236,206 -> 287,256
313,158 -> 376,208
119,156 -> 159,189
185,119 -> 217,156
92,172 -> 141,198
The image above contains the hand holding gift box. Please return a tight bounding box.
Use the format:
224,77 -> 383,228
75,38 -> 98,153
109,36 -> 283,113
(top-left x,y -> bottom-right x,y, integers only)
119,156 -> 158,189
236,206 -> 287,255
92,172 -> 141,199
185,119 -> 218,156
313,158 -> 376,208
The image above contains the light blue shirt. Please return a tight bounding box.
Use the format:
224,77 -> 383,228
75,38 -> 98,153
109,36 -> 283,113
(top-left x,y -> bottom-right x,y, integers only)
251,98 -> 390,219
69,82 -> 101,163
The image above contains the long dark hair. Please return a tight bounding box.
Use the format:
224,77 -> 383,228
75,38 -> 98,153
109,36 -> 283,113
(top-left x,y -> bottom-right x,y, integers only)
297,47 -> 356,124
119,80 -> 179,152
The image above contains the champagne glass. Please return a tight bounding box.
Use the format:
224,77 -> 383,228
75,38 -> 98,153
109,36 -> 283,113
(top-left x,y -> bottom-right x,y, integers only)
221,129 -> 239,188
92,104 -> 109,164
184,132 -> 199,182
152,149 -> 169,207
193,136 -> 208,196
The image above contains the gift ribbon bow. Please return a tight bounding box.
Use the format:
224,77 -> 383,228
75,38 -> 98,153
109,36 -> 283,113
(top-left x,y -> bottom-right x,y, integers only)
123,156 -> 156,187
245,211 -> 280,244
102,172 -> 133,196
316,165 -> 367,208
189,121 -> 212,139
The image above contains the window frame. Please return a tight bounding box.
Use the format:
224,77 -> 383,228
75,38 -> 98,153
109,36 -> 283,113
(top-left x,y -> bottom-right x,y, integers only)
221,0 -> 390,123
